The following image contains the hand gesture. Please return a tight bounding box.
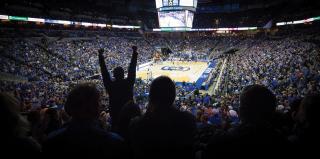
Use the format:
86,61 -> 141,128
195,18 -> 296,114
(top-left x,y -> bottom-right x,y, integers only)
98,48 -> 104,55
132,46 -> 137,53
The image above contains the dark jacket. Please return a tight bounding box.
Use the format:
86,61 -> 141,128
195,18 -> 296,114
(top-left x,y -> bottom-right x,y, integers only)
204,122 -> 289,157
42,120 -> 128,158
129,107 -> 196,159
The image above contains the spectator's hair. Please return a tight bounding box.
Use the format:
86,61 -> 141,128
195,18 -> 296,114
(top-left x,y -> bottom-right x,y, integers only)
240,85 -> 277,123
113,67 -> 124,80
289,98 -> 302,121
27,110 -> 41,125
0,93 -> 29,137
297,94 -> 320,127
45,108 -> 59,120
65,83 -> 101,120
149,76 -> 176,109
118,101 -> 141,126
117,101 -> 141,138
290,98 -> 302,113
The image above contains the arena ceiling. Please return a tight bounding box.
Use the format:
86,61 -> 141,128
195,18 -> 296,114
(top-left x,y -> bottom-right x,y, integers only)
1,0 -> 317,14
1,0 -> 318,22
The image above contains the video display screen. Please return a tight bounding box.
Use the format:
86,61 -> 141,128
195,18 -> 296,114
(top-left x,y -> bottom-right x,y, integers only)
158,11 -> 186,27
158,10 -> 194,28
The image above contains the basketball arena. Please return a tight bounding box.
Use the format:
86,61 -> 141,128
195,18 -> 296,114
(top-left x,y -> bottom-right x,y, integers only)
1,0 -> 319,155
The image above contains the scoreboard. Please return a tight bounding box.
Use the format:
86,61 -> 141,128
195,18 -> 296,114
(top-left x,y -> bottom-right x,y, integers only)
156,0 -> 197,29
156,0 -> 197,8
164,0 -> 179,6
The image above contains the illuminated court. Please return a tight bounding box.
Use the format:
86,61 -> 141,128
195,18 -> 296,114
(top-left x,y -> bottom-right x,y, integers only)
137,61 -> 209,83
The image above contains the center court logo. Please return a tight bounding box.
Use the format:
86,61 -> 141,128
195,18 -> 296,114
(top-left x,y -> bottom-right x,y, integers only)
161,66 -> 190,71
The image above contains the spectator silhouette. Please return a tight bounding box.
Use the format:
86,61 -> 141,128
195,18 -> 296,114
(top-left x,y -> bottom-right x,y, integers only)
293,94 -> 320,145
42,84 -> 128,158
130,76 -> 196,159
204,85 -> 288,156
99,46 -> 138,129
0,93 -> 40,155
42,108 -> 62,136
116,101 -> 141,141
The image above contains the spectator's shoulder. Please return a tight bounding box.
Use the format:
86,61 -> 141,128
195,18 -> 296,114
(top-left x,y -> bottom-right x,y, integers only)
129,115 -> 144,129
8,137 -> 41,153
47,127 -> 67,140
42,128 -> 67,153
106,131 -> 125,142
178,109 -> 196,121
94,129 -> 129,155
89,126 -> 125,142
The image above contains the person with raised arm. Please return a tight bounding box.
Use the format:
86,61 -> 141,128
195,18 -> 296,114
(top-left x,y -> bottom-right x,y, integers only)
98,46 -> 138,130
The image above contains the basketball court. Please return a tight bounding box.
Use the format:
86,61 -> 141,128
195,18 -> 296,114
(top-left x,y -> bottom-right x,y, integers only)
137,61 -> 209,83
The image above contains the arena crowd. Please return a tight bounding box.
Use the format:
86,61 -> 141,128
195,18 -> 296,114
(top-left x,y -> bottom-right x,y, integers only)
1,27 -> 320,157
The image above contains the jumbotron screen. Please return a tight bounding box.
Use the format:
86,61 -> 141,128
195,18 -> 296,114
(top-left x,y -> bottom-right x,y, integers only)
158,10 -> 193,28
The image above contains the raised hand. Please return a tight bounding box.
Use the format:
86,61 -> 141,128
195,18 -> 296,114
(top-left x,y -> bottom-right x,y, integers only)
98,48 -> 104,56
132,46 -> 138,53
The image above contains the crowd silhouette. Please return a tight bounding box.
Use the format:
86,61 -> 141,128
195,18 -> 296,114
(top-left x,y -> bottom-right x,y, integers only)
1,45 -> 319,157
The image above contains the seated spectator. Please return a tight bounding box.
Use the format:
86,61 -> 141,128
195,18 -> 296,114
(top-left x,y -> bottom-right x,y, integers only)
42,84 -> 128,157
27,110 -> 45,144
291,94 -> 320,146
204,85 -> 288,156
42,108 -> 62,136
129,76 -> 196,159
0,93 -> 40,155
116,101 -> 141,141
